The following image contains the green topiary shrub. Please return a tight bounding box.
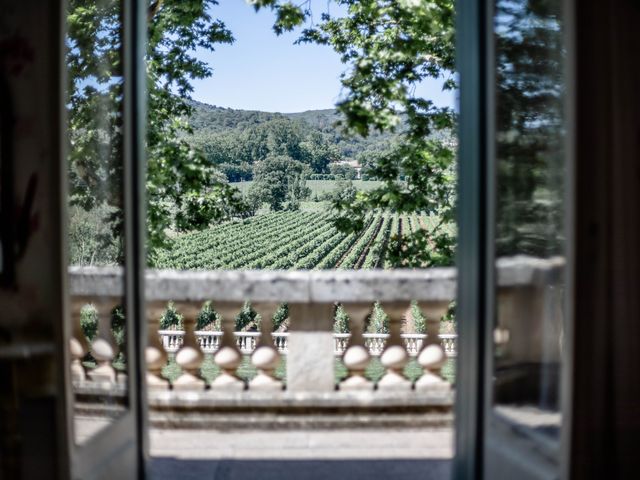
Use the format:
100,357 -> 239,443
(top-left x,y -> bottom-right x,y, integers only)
411,301 -> 426,334
160,302 -> 183,330
366,302 -> 389,334
272,303 -> 289,331
445,300 -> 456,322
80,304 -> 98,342
80,304 -> 126,364
196,301 -> 221,330
111,306 -> 126,349
110,306 -> 126,365
235,301 -> 257,331
333,304 -> 350,333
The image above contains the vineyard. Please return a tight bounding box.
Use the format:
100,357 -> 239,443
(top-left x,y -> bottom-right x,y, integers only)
156,211 -> 450,270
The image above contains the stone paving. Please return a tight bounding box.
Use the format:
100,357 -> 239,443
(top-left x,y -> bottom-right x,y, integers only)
150,428 -> 453,480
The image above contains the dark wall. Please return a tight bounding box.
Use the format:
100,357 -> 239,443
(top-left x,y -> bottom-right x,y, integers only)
572,1 -> 640,478
0,1 -> 68,479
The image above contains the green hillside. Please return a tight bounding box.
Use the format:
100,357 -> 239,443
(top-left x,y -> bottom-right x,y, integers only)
188,100 -> 398,161
189,101 -> 341,132
231,179 -> 383,196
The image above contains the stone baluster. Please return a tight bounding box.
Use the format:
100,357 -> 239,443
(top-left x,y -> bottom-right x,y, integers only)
146,301 -> 169,390
378,302 -> 412,390
250,303 -> 283,391
288,303 -> 335,392
365,337 -> 372,355
170,334 -> 179,351
87,299 -> 119,384
69,300 -> 90,383
442,336 -> 457,357
415,301 -> 450,389
413,337 -> 422,355
211,302 -> 244,390
172,303 -> 205,390
404,336 -> 414,355
339,303 -> 373,391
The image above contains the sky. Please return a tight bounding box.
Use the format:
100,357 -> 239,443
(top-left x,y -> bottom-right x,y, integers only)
191,0 -> 456,114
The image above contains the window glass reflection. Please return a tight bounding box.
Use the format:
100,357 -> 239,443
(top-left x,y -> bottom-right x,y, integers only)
66,0 -> 128,445
492,0 -> 566,440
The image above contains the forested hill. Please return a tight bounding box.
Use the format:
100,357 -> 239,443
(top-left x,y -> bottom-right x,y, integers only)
187,100 -> 398,161
189,101 -> 340,133
186,100 -> 455,183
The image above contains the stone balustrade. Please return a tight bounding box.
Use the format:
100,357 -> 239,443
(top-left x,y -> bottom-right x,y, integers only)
69,267 -> 457,394
68,257 -> 563,398
158,330 -> 458,357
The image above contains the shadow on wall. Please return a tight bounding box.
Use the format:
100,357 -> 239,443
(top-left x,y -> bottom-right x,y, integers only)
150,458 -> 451,480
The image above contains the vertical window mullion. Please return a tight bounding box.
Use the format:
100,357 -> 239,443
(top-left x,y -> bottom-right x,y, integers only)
453,0 -> 491,478
122,0 -> 148,476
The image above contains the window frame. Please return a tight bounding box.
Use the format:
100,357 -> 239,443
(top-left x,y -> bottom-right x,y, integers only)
453,0 -> 491,477
454,0 -> 575,478
59,0 -> 149,478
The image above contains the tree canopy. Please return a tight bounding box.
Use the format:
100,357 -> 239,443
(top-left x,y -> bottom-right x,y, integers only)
494,0 -> 565,257
248,155 -> 311,211
252,0 -> 458,267
67,0 -> 246,264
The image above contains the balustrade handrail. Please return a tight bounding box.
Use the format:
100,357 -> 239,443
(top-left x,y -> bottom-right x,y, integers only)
70,267 -> 458,303
69,256 -> 564,301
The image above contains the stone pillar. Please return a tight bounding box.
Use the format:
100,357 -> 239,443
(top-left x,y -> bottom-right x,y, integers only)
339,302 -> 374,391
287,303 -> 335,392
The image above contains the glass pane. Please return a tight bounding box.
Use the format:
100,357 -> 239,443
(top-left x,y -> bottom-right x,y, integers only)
492,0 -> 566,441
65,0 -> 128,445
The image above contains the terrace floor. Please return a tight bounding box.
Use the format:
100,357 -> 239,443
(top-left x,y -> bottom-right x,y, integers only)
149,427 -> 453,480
